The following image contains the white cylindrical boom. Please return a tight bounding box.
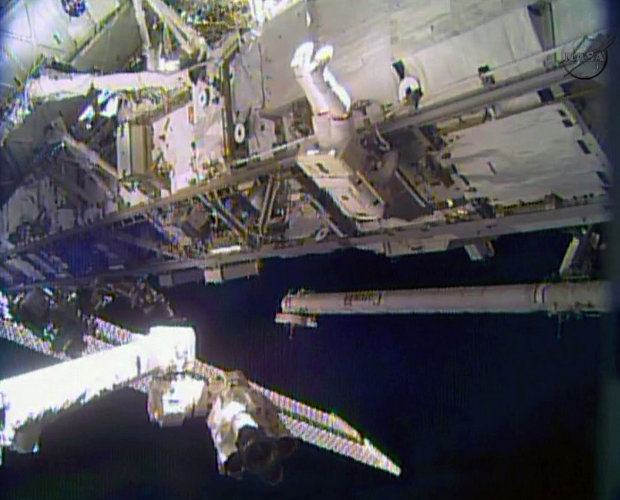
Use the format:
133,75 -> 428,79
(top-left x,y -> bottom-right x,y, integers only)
280,281 -> 609,316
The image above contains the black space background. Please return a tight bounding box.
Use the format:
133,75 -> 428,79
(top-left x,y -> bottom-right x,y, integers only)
0,230 -> 605,499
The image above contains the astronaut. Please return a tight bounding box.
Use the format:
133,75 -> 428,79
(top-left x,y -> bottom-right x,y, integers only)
290,42 -> 352,151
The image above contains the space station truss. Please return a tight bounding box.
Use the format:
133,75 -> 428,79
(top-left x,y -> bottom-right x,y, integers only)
0,313 -> 401,476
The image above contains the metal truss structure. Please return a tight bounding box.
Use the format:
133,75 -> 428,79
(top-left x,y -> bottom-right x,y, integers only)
0,0 -> 612,292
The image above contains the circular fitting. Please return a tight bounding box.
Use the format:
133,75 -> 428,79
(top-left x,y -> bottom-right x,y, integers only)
398,76 -> 422,102
234,123 -> 246,144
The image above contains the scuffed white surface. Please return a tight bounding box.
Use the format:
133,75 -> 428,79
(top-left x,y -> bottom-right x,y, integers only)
153,104 -> 195,192
296,153 -> 384,221
255,0 -> 607,112
191,80 -> 225,167
27,71 -> 190,102
552,0 -> 608,46
257,0 -> 536,111
448,103 -> 608,205
323,67 -> 351,113
152,81 -> 224,193
253,0 -> 304,23
405,7 -> 543,102
0,0 -> 122,92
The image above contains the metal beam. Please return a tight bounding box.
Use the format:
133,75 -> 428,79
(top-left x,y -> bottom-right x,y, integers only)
47,168 -> 91,204
0,67 -> 586,262
3,197 -> 610,290
197,193 -> 249,245
143,0 -> 205,56
258,175 -> 277,234
61,133 -> 119,181
220,58 -> 236,160
0,140 -> 311,260
279,281 -> 609,316
0,66 -> 604,274
379,67 -> 574,134
131,0 -> 154,68
106,230 -> 181,260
